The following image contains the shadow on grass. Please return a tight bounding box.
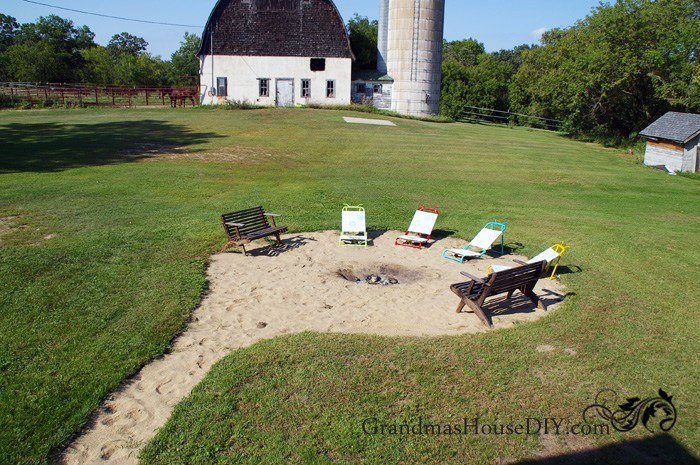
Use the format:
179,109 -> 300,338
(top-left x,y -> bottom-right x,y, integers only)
0,120 -> 223,173
557,265 -> 583,276
513,434 -> 699,465
486,288 -> 566,318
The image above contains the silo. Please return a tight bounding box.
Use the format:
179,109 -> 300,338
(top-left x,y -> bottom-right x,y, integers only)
387,0 -> 445,116
377,0 -> 389,74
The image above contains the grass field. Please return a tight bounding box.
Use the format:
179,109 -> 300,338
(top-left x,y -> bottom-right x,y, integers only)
0,107 -> 698,464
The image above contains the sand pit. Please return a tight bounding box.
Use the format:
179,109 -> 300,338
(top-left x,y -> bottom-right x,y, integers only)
62,231 -> 565,464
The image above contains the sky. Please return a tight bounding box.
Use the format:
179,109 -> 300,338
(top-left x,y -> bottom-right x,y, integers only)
4,0 -> 603,57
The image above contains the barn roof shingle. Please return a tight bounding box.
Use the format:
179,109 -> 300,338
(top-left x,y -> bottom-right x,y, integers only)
639,112 -> 700,145
197,0 -> 353,60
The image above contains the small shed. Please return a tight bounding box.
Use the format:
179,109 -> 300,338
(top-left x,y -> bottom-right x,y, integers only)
351,70 -> 394,110
640,112 -> 700,173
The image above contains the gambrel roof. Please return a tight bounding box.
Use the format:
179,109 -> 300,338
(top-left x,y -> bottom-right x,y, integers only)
640,112 -> 700,145
197,0 -> 354,59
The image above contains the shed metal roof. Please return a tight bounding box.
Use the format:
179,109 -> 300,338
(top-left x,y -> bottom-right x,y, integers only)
639,112 -> 700,145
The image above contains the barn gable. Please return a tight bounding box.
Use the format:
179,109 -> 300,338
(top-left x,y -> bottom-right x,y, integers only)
198,0 -> 353,59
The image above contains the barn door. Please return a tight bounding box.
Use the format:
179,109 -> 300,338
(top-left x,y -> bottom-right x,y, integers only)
276,79 -> 294,107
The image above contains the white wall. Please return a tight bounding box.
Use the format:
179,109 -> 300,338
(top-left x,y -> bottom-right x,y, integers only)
683,135 -> 699,173
644,137 -> 699,173
644,142 -> 686,172
200,55 -> 352,106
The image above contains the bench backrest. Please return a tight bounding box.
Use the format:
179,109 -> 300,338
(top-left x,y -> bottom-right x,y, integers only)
483,261 -> 545,298
222,206 -> 270,239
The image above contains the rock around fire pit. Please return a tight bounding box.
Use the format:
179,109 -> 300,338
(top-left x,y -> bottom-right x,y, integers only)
336,264 -> 425,286
338,270 -> 399,285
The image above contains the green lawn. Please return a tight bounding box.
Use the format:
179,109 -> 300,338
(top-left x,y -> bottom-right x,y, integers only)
0,107 -> 698,464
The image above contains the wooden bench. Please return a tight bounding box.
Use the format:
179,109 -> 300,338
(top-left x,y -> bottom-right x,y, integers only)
450,261 -> 547,328
221,206 -> 288,255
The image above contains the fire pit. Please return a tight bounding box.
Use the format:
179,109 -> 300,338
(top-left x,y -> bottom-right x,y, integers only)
336,264 -> 424,286
337,270 -> 399,285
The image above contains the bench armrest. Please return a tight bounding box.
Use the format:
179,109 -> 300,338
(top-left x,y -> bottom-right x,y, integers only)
513,259 -> 528,266
225,222 -> 245,227
264,213 -> 281,227
460,271 -> 484,283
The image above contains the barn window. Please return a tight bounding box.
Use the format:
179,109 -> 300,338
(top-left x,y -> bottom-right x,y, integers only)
216,77 -> 228,97
259,78 -> 270,97
373,84 -> 383,94
310,58 -> 326,72
326,80 -> 335,98
301,79 -> 311,98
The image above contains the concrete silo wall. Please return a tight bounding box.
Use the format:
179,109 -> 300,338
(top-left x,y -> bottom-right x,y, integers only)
387,0 -> 445,116
377,0 -> 390,74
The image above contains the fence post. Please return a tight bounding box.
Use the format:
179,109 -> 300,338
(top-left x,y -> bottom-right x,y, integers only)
95,88 -> 99,106
145,90 -> 149,106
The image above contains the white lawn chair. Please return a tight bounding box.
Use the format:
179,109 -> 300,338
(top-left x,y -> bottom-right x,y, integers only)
340,205 -> 368,247
395,207 -> 440,249
489,243 -> 569,280
442,221 -> 507,263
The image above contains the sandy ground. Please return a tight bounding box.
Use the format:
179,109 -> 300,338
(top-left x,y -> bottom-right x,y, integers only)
62,230 -> 566,464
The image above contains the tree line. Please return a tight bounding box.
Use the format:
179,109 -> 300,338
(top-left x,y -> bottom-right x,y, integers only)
0,13 -> 201,87
349,0 -> 699,139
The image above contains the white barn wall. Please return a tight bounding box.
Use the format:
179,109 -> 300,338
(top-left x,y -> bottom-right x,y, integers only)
200,55 -> 352,106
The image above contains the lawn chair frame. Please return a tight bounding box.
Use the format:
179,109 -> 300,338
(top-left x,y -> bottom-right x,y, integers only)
488,242 -> 569,280
395,206 -> 440,250
442,220 -> 507,263
340,205 -> 368,247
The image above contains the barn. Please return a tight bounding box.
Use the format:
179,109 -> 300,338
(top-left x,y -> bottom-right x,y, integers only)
640,112 -> 700,173
197,0 -> 354,107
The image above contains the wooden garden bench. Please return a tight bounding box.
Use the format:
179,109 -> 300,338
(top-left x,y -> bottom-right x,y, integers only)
221,206 -> 288,255
450,261 -> 546,328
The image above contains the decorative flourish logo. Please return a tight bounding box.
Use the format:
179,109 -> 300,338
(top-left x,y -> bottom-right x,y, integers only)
583,389 -> 677,433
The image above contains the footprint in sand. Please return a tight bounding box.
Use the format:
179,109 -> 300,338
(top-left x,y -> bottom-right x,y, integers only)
155,379 -> 172,395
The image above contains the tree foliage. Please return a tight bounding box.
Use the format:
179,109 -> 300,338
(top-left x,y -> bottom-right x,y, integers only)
510,0 -> 700,137
5,15 -> 94,82
107,32 -> 148,58
440,39 -> 525,118
0,13 -> 198,87
348,14 -> 378,70
170,33 -> 202,85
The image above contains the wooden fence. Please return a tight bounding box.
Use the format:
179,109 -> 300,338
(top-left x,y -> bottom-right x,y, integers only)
0,82 -> 199,108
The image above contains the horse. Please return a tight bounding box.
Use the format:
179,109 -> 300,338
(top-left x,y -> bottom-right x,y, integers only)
162,88 -> 197,108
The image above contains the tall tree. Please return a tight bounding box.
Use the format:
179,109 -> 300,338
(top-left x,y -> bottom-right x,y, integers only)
0,14 -> 19,80
510,0 -> 700,137
443,38 -> 485,67
107,32 -> 148,58
348,14 -> 378,70
6,15 -> 94,82
170,32 -> 201,85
